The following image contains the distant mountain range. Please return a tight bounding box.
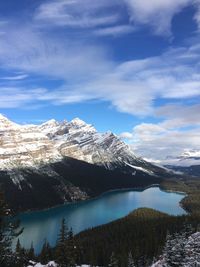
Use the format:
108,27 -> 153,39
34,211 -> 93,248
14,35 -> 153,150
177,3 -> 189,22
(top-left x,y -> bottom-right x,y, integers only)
0,114 -> 173,212
164,150 -> 200,177
166,165 -> 200,177
164,149 -> 200,167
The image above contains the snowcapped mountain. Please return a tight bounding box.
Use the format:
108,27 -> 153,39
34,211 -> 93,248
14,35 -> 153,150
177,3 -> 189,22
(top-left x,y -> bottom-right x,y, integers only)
0,114 -> 164,174
0,114 -> 168,212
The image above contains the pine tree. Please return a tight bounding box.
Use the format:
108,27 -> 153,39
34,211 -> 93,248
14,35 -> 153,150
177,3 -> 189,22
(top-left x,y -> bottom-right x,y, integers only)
65,228 -> 76,266
0,191 -> 11,267
40,239 -> 52,264
127,251 -> 135,267
27,242 -> 35,261
137,255 -> 146,267
162,231 -> 176,267
0,191 -> 22,267
15,239 -> 27,267
183,232 -> 200,267
170,232 -> 187,266
162,230 -> 188,267
108,252 -> 118,267
55,218 -> 69,267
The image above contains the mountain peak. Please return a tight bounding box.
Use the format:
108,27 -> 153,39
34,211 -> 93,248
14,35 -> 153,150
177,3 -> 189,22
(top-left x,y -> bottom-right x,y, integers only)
0,114 -> 19,129
71,117 -> 87,126
0,113 -> 9,121
41,119 -> 59,127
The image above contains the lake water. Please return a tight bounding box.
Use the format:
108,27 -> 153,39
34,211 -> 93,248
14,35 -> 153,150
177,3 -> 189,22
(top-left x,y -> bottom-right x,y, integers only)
15,186 -> 186,253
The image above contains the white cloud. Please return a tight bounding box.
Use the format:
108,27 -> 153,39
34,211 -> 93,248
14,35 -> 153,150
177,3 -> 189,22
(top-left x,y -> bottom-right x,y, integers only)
119,103 -> 200,164
193,0 -> 200,29
1,1 -> 200,163
1,74 -> 28,80
119,132 -> 133,139
124,0 -> 190,36
93,25 -> 135,36
121,122 -> 200,165
156,104 -> 200,129
1,23 -> 200,119
35,0 -> 120,28
0,87 -> 47,108
34,0 -> 200,37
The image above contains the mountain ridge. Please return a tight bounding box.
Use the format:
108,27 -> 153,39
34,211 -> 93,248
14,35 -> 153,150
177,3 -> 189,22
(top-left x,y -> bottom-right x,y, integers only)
0,114 -> 171,212
0,114 -> 165,174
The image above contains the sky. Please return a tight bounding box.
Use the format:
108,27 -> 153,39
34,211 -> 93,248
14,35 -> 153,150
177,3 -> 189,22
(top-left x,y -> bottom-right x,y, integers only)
0,0 -> 200,164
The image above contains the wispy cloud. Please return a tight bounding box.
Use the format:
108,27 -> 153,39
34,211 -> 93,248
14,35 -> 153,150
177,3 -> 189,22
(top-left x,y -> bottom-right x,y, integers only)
33,0 -> 200,38
34,0 -> 121,28
93,24 -> 135,37
0,87 -> 47,108
1,23 -> 200,117
1,74 -> 28,80
124,0 -> 191,36
1,0 -> 200,163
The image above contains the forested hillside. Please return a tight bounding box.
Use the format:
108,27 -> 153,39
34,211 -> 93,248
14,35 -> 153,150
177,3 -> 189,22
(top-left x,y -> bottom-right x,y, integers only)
74,208 -> 200,266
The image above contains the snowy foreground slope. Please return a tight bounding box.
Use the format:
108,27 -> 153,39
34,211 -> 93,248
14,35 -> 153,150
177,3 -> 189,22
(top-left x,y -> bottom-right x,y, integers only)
0,114 -> 170,211
28,262 -> 92,267
151,232 -> 200,267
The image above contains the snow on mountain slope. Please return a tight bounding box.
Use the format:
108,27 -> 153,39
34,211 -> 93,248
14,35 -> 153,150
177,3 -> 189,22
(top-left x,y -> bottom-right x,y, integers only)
0,113 -> 20,130
0,114 -> 168,212
0,114 -> 164,176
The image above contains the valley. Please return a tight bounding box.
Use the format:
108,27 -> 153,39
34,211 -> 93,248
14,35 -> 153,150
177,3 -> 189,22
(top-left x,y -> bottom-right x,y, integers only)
15,186 -> 186,253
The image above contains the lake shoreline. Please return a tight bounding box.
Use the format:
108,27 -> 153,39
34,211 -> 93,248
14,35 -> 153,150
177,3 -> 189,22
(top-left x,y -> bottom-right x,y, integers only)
15,186 -> 187,253
16,183 -> 161,216
16,182 -> 187,217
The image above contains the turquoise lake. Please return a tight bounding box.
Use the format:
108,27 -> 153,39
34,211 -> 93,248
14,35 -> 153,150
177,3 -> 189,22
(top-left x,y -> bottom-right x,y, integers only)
16,186 -> 186,253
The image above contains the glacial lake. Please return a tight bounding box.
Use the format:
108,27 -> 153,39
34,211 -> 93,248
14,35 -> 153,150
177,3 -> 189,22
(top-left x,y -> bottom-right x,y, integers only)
15,186 -> 186,253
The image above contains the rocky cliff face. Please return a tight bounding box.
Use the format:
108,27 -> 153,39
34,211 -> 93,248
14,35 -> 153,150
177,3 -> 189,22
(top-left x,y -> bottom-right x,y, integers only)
0,114 -> 165,174
0,114 -> 167,212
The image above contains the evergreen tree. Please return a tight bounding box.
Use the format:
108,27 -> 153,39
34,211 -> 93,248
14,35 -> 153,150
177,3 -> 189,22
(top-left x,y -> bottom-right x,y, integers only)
171,232 -> 187,266
127,251 -> 135,267
0,191 -> 11,267
183,223 -> 194,238
108,252 -> 118,267
0,191 -> 22,267
183,232 -> 200,267
162,230 -> 188,267
40,239 -> 52,264
15,239 -> 30,267
137,255 -> 146,267
65,228 -> 76,266
55,218 -> 69,267
27,242 -> 35,261
162,231 -> 176,267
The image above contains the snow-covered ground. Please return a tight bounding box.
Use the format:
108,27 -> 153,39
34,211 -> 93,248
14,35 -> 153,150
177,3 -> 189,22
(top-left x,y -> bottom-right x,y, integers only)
151,232 -> 200,267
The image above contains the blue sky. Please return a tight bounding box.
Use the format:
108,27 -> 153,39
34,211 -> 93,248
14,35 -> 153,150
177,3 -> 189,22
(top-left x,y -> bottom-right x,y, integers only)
1,0 -> 200,163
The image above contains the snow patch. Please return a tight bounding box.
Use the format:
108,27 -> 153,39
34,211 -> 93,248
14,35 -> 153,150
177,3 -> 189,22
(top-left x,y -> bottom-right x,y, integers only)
124,162 -> 154,175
